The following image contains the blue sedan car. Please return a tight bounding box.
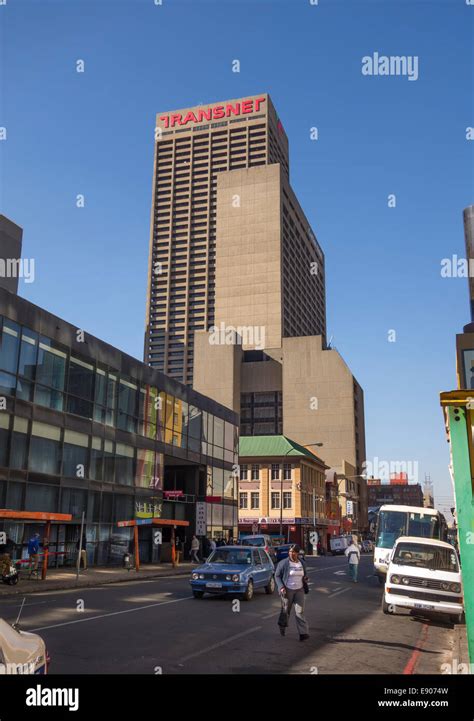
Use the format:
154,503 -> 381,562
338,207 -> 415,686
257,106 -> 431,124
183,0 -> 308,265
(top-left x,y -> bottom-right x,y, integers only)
190,546 -> 275,601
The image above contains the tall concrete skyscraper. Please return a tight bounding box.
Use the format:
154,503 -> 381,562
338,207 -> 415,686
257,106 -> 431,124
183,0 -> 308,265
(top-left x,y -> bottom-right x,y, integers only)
145,94 -> 366,527
144,94 -> 326,385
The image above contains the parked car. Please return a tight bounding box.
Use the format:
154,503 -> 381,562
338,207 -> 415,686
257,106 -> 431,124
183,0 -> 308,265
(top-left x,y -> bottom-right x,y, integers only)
382,536 -> 464,625
190,546 -> 275,601
275,544 -> 306,563
238,535 -> 277,565
0,618 -> 49,674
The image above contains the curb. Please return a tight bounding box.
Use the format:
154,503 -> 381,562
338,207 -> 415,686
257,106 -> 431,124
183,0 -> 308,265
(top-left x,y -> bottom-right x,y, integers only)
453,624 -> 471,669
0,567 -> 192,599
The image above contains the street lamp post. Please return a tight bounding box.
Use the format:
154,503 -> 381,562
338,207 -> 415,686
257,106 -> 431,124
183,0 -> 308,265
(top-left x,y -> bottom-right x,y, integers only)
336,473 -> 365,534
279,442 -> 323,540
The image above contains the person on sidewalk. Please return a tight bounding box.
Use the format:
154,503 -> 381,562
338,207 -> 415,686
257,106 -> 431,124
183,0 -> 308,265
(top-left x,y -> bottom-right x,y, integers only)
175,536 -> 182,565
275,544 -> 310,641
345,536 -> 361,582
209,537 -> 217,553
190,535 -> 200,563
27,533 -> 41,577
0,535 -> 15,577
77,534 -> 87,570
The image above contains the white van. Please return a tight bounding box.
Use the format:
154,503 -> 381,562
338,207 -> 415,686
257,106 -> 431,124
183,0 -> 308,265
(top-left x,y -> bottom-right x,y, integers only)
330,535 -> 351,555
382,536 -> 464,624
0,618 -> 49,674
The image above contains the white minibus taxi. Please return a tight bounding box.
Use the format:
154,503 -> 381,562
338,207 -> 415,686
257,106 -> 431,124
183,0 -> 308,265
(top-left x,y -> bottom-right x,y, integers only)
382,536 -> 464,624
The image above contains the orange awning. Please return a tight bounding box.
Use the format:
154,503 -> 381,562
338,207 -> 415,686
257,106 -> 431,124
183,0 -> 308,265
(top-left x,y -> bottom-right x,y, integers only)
0,510 -> 73,522
117,518 -> 190,528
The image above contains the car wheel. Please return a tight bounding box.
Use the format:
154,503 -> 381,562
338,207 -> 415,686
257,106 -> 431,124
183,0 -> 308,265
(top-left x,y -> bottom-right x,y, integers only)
378,575 -> 385,585
192,591 -> 204,599
382,597 -> 394,615
242,579 -> 254,601
450,613 -> 464,625
265,576 -> 275,594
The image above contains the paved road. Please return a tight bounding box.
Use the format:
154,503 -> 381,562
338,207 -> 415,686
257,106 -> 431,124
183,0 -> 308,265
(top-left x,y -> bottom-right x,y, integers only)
0,555 -> 455,674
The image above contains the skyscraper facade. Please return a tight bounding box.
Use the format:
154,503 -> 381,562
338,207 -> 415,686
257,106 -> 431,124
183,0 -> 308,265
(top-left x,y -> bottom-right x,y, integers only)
144,94 -> 326,385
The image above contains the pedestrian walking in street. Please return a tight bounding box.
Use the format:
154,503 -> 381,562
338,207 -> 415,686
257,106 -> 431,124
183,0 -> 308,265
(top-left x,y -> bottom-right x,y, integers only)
275,544 -> 310,641
27,533 -> 41,577
345,536 -> 361,582
190,535 -> 200,563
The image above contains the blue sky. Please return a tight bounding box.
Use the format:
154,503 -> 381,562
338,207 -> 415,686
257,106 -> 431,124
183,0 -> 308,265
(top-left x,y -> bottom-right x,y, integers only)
2,0 -> 473,516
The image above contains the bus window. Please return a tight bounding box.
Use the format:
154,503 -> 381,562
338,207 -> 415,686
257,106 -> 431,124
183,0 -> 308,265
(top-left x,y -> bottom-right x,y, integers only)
376,510 -> 406,549
407,513 -> 438,538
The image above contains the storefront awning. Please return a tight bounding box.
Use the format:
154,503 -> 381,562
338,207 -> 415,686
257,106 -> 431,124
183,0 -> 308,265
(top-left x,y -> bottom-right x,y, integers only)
0,510 -> 72,522
117,518 -> 190,528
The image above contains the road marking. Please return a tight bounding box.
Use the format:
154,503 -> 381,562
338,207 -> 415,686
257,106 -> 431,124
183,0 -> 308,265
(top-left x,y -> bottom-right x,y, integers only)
29,595 -> 193,632
403,623 -> 429,675
307,564 -> 345,574
330,587 -> 351,598
334,571 -> 347,576
261,609 -> 280,619
2,599 -> 57,608
180,626 -> 262,663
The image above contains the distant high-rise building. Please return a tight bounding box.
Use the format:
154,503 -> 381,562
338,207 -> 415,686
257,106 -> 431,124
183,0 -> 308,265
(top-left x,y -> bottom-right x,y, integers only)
144,94 -> 326,385
145,94 -> 367,531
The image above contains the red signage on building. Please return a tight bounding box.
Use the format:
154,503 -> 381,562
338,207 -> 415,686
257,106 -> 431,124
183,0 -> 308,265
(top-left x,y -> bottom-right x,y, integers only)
160,97 -> 266,129
205,496 -> 222,503
164,490 -> 184,498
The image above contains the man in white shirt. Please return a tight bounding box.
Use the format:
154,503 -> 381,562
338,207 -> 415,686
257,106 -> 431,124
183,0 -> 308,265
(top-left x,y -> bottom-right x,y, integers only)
345,536 -> 361,582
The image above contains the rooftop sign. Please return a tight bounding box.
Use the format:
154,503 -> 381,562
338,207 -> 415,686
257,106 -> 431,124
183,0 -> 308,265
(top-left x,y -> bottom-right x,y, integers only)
159,96 -> 266,129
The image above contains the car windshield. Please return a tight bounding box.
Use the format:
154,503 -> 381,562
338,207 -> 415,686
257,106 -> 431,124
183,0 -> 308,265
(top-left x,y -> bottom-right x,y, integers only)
207,549 -> 252,565
240,538 -> 263,547
393,543 -> 459,572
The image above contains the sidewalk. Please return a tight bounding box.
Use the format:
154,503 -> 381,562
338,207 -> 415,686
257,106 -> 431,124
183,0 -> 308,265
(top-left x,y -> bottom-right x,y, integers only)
0,562 -> 194,598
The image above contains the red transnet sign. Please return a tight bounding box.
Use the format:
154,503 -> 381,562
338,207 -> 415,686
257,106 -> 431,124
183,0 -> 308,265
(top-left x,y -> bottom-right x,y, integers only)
159,97 -> 266,128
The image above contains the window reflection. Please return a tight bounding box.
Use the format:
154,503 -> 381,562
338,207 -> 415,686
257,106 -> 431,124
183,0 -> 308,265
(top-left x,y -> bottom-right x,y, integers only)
29,421 -> 61,475
0,319 -> 20,374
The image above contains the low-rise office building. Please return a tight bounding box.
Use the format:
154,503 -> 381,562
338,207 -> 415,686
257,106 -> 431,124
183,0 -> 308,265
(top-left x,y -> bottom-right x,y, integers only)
367,478 -> 424,508
0,288 -> 239,565
238,435 -> 328,549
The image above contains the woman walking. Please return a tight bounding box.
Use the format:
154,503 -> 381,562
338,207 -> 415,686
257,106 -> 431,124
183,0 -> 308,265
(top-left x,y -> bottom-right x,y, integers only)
275,544 -> 310,641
